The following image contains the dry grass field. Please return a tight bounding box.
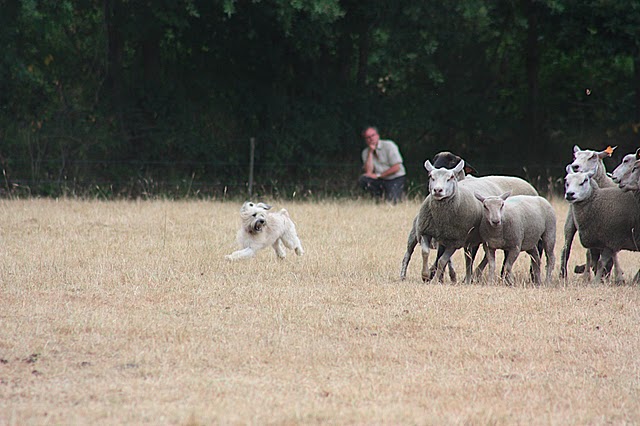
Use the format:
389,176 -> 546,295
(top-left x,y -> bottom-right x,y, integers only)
1,197 -> 639,425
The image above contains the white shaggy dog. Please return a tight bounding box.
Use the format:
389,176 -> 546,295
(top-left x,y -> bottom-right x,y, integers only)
225,201 -> 304,260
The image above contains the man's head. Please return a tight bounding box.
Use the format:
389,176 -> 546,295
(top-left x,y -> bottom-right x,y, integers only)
362,126 -> 380,150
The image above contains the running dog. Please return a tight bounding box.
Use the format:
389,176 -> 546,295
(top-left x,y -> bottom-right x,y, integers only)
225,201 -> 304,260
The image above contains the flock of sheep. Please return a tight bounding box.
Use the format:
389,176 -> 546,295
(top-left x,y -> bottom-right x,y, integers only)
400,146 -> 640,285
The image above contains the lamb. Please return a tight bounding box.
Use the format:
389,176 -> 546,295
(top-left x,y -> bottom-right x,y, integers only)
560,145 -> 617,279
400,155 -> 538,281
474,192 -> 556,285
564,169 -> 640,283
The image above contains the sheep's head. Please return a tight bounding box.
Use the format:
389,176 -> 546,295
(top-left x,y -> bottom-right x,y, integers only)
424,160 -> 464,200
611,149 -> 640,184
569,145 -> 616,174
240,201 -> 271,233
618,159 -> 640,192
475,192 -> 510,227
564,170 -> 596,203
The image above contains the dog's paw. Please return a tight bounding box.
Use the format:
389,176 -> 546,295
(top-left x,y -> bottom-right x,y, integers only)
225,254 -> 234,261
295,247 -> 304,256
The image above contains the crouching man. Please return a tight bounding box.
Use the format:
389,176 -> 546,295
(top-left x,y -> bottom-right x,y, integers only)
358,125 -> 406,204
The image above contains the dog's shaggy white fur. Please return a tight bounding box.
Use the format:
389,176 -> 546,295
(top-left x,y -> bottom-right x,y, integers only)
225,201 -> 304,260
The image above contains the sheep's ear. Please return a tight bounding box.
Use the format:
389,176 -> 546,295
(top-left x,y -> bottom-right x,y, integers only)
565,164 -> 573,175
453,159 -> 465,174
635,148 -> 640,159
573,145 -> 581,153
474,192 -> 485,203
464,162 -> 478,175
598,146 -> 616,159
257,203 -> 272,210
500,191 -> 512,200
424,160 -> 434,173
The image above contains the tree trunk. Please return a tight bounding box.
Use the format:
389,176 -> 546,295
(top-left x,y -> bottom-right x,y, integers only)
524,0 -> 541,157
634,46 -> 640,123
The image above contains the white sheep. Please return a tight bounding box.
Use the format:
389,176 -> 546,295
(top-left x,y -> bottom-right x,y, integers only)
474,192 -> 556,285
401,157 -> 538,282
400,151 -> 473,281
560,145 -> 617,279
564,169 -> 640,283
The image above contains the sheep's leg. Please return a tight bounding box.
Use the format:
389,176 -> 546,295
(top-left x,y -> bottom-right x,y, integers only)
485,246 -> 497,284
611,253 -> 625,284
529,239 -> 544,282
594,249 -> 618,283
272,239 -> 286,258
560,209 -> 576,279
473,248 -> 487,282
225,247 -> 257,260
543,238 -> 556,284
502,247 -> 521,286
526,248 -> 542,285
500,250 -> 510,277
420,236 -> 432,282
463,244 -> 479,284
427,244 -> 446,281
400,226 -> 418,280
632,269 -> 640,284
447,259 -> 457,283
435,247 -> 457,283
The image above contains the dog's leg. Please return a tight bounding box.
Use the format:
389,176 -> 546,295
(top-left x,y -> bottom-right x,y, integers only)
273,239 -> 286,258
281,232 -> 304,256
225,247 -> 256,260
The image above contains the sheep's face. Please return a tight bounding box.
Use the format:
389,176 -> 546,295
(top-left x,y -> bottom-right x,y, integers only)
240,201 -> 272,233
569,145 -> 614,174
611,149 -> 640,184
481,197 -> 506,227
564,172 -> 594,203
618,160 -> 640,192
569,148 -> 600,174
611,153 -> 636,183
428,168 -> 458,200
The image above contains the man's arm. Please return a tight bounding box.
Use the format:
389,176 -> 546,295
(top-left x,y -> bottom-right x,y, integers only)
377,163 -> 401,179
363,149 -> 376,177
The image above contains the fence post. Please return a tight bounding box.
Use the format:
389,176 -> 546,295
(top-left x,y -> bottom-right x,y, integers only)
248,137 -> 255,198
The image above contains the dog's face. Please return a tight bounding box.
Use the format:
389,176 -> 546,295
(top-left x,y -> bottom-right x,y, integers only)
240,201 -> 272,234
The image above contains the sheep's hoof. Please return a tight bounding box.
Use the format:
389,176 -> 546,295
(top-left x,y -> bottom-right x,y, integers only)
574,264 -> 586,274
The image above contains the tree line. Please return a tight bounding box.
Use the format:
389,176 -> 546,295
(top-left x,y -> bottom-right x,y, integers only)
1,0 -> 639,198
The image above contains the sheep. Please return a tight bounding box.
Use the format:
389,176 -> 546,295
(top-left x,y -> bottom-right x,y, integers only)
617,159 -> 640,192
400,155 -> 538,281
564,169 -> 640,283
616,159 -> 640,283
611,148 -> 640,185
400,151 -> 475,282
560,145 -> 617,280
474,192 -> 556,285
